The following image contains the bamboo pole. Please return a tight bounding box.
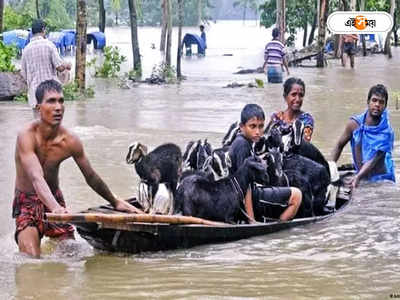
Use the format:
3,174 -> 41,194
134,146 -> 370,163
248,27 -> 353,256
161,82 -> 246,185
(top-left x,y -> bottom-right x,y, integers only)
46,213 -> 228,227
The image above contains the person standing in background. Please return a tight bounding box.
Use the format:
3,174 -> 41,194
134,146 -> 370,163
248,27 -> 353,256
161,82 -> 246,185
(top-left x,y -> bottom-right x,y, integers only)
21,19 -> 71,114
263,28 -> 290,84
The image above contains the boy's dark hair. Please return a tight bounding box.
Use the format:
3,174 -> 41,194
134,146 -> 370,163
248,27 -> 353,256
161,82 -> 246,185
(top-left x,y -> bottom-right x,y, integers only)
367,84 -> 388,105
240,104 -> 265,125
283,77 -> 306,97
272,28 -> 280,39
32,19 -> 46,35
35,80 -> 63,104
199,25 -> 205,31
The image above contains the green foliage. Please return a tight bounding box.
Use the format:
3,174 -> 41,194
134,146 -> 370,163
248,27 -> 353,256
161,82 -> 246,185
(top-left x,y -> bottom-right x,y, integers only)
14,92 -> 28,102
88,46 -> 127,78
0,41 -> 18,72
62,82 -> 95,101
151,62 -> 177,84
260,0 -> 315,46
3,5 -> 34,31
126,68 -> 142,80
255,78 -> 264,88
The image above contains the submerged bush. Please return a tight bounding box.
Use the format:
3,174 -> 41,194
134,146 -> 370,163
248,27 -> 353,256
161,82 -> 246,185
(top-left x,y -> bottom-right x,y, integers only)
87,46 -> 127,78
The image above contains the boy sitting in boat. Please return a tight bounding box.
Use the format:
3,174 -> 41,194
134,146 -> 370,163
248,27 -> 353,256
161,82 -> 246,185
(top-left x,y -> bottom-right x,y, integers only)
331,84 -> 395,188
228,104 -> 302,222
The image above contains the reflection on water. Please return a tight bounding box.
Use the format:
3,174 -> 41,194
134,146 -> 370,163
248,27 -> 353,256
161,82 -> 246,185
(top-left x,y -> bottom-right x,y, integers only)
0,22 -> 399,299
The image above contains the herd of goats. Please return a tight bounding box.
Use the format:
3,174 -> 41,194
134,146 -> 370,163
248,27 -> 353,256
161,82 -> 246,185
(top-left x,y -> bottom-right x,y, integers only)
125,120 -> 339,224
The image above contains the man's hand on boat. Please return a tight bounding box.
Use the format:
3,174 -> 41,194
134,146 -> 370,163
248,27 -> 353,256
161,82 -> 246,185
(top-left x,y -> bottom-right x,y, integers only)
351,175 -> 360,190
52,205 -> 69,214
114,199 -> 144,214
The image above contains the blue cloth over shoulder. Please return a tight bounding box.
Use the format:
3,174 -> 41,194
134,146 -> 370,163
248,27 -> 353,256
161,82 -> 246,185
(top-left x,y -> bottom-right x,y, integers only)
350,109 -> 395,182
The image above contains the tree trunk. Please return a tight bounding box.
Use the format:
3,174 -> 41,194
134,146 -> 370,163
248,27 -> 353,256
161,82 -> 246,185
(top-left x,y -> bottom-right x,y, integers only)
276,0 -> 285,43
128,0 -> 142,74
360,0 -> 366,55
303,20 -> 308,47
308,11 -> 317,45
35,0 -> 40,19
197,0 -> 202,26
0,0 -> 4,34
177,0 -> 183,78
393,10 -> 398,46
350,0 -> 356,11
165,0 -> 172,66
242,0 -> 248,25
98,0 -> 106,33
384,0 -> 396,58
160,0 -> 167,51
75,0 -> 87,92
316,0 -> 328,67
115,12 -> 119,26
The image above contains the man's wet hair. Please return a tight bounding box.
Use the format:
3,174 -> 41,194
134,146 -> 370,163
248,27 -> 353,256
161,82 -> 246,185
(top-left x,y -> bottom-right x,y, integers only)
367,84 -> 388,105
35,80 -> 63,104
32,19 -> 46,35
283,77 -> 306,97
272,28 -> 280,39
240,104 -> 265,125
200,25 -> 205,31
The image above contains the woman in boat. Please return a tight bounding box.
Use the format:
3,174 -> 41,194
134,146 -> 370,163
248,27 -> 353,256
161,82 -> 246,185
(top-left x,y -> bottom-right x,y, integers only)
266,77 -> 314,142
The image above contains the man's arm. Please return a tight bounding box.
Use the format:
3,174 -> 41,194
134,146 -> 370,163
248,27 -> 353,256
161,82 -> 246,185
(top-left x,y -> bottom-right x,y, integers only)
351,151 -> 385,188
283,56 -> 290,75
331,119 -> 358,162
17,132 -> 67,213
70,135 -> 143,213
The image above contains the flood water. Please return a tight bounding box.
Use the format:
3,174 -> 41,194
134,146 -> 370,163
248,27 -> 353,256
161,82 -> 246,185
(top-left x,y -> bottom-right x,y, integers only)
0,22 -> 399,299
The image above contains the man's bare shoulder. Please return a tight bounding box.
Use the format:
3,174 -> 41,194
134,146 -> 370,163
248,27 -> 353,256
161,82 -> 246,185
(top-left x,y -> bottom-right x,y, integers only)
345,118 -> 359,133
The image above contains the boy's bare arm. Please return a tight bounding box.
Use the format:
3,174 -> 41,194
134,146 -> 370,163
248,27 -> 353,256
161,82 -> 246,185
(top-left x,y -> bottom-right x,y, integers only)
16,132 -> 67,213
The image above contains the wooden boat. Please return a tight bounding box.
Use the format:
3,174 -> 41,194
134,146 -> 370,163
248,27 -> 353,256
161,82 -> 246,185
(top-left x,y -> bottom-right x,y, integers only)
47,171 -> 354,254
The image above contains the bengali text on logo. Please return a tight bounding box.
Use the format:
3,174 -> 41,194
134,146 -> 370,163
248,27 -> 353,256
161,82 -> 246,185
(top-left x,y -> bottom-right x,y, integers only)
327,11 -> 393,34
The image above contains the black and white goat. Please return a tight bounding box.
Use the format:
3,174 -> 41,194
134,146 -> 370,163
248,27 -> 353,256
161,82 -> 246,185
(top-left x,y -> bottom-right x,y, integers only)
182,139 -> 231,181
174,157 -> 269,223
126,142 -> 182,203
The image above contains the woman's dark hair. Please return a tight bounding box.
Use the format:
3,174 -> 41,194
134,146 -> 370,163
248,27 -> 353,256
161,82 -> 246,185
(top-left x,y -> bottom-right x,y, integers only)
272,28 -> 280,39
367,84 -> 388,105
35,80 -> 63,104
283,77 -> 306,97
240,104 -> 265,125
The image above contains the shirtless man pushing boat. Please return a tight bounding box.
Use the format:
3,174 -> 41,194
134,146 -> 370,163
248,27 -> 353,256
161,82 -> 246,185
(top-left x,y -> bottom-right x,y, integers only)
12,79 -> 143,258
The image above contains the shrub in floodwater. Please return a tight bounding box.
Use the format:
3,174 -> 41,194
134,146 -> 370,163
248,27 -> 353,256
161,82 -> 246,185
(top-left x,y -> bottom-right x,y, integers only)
0,41 -> 18,72
87,46 -> 127,78
63,82 -> 95,100
148,62 -> 177,84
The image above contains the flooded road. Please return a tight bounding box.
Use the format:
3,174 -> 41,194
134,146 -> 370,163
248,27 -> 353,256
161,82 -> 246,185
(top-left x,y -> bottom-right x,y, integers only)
0,22 -> 399,299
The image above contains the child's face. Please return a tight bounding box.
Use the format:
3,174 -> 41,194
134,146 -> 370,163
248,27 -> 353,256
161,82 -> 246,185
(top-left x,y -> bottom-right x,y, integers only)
240,117 -> 265,143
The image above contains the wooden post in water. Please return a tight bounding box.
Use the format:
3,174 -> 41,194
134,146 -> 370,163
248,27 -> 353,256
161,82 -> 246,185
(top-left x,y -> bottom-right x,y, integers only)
176,0 -> 184,78
128,0 -> 142,74
98,0 -> 106,33
160,0 -> 167,51
316,0 -> 328,67
76,0 -> 87,92
276,0 -> 286,43
165,0 -> 172,66
384,0 -> 396,58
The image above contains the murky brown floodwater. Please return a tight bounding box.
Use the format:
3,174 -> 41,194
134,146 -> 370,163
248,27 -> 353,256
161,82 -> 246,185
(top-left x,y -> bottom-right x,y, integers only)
0,22 -> 399,299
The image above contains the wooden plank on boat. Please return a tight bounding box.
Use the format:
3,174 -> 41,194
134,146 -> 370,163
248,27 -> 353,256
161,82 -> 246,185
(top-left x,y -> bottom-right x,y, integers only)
46,213 -> 228,227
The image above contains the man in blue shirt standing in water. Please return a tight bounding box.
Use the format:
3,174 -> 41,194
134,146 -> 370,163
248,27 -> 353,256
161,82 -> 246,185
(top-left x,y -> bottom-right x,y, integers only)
331,84 -> 395,188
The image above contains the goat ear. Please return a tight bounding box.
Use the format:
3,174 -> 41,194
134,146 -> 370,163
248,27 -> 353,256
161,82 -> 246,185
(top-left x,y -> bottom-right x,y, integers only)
138,143 -> 148,155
